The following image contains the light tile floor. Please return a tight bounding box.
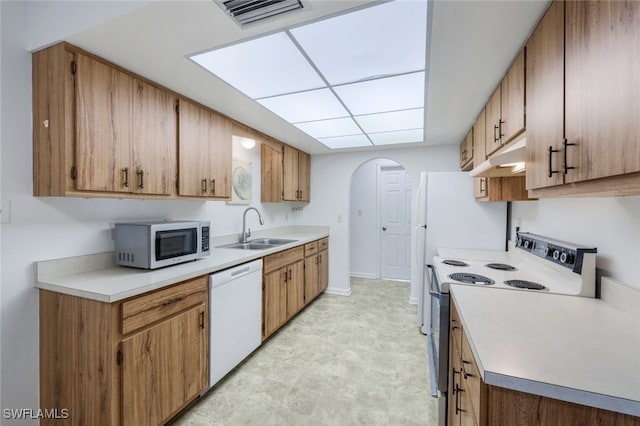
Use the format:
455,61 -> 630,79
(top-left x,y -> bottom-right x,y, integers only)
172,277 -> 437,425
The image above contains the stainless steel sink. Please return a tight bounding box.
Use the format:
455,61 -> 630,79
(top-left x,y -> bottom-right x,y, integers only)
217,238 -> 297,250
247,238 -> 297,245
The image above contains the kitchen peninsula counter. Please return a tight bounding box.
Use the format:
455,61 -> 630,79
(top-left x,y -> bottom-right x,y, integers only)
35,226 -> 329,303
450,284 -> 640,417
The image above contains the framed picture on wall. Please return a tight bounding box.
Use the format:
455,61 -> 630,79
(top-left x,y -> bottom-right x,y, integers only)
228,158 -> 252,205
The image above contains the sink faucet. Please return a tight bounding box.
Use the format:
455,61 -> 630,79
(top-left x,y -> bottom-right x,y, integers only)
241,207 -> 264,243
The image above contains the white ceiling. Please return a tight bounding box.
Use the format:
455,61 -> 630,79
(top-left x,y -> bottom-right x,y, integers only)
27,0 -> 550,155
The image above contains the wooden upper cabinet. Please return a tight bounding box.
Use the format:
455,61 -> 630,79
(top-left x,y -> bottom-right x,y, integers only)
132,79 -> 177,195
283,145 -> 310,202
261,143 -> 283,202
473,108 -> 486,167
500,50 -> 526,143
564,0 -> 640,184
526,0 -> 565,190
177,98 -> 231,199
459,128 -> 473,171
485,51 -> 525,158
484,86 -> 502,156
75,53 -> 133,193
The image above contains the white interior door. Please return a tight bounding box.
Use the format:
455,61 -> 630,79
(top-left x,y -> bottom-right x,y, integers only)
380,166 -> 412,280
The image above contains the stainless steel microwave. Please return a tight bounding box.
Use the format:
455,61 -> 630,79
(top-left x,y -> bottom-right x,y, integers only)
114,221 -> 210,269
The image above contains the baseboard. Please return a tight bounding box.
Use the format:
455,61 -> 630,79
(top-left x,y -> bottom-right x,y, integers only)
350,272 -> 378,279
325,286 -> 352,296
408,296 -> 418,305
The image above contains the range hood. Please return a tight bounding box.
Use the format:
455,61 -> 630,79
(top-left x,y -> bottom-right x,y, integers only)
469,136 -> 527,177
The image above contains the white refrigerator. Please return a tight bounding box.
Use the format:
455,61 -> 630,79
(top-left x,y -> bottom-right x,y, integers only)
416,172 -> 507,333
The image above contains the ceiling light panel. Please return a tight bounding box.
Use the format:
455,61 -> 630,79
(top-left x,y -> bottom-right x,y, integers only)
257,88 -> 349,123
333,72 -> 425,116
317,134 -> 372,149
190,32 -> 324,99
369,128 -> 424,145
355,108 -> 424,134
290,1 -> 427,85
294,117 -> 362,139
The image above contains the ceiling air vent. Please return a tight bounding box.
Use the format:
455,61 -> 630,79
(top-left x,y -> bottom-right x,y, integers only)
219,0 -> 304,28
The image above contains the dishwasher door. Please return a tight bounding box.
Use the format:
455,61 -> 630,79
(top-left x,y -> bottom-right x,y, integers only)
209,259 -> 263,388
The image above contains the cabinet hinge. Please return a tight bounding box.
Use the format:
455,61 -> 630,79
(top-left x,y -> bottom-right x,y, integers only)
70,61 -> 77,75
70,166 -> 77,180
116,350 -> 123,366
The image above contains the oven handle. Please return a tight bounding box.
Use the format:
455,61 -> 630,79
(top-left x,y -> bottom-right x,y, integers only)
427,264 -> 441,297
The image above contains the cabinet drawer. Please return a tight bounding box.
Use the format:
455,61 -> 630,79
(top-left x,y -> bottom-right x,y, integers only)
263,246 -> 304,274
121,275 -> 208,335
304,241 -> 318,257
318,237 -> 328,251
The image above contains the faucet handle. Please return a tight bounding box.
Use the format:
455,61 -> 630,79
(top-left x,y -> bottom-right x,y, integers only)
246,228 -> 251,239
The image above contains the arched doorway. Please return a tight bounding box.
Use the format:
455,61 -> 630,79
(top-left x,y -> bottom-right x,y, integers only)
349,158 -> 412,281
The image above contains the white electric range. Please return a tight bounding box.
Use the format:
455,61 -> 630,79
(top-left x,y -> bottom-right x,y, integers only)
426,232 -> 597,426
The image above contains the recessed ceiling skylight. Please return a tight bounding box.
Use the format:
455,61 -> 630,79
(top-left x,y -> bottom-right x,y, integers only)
190,0 -> 429,150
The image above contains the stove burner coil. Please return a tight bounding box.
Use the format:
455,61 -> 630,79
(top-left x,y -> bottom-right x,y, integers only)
442,260 -> 469,267
504,280 -> 547,290
448,273 -> 495,285
485,263 -> 517,271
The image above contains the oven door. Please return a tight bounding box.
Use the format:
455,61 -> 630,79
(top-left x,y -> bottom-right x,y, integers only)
427,265 -> 449,426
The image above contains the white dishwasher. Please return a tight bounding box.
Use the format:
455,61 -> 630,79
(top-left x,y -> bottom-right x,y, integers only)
209,259 -> 263,388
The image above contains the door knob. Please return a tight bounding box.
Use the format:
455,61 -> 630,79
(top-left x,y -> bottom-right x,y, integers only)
382,227 -> 387,231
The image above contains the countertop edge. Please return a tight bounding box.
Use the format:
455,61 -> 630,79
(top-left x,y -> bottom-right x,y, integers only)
35,228 -> 329,302
484,371 -> 640,417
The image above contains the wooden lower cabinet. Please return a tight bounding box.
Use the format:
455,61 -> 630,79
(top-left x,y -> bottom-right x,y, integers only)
449,298 -> 640,426
262,247 -> 305,340
303,237 -> 329,302
39,276 -> 209,426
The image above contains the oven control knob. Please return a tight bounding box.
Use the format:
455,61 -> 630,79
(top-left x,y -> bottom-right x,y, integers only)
524,240 -> 530,249
517,238 -> 523,247
552,250 -> 560,260
560,252 -> 573,264
544,247 -> 551,256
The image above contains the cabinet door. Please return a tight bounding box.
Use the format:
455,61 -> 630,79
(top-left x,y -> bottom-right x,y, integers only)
209,112 -> 232,198
132,79 -> 176,195
261,143 -> 283,202
484,87 -> 502,156
318,249 -> 328,294
304,255 -> 319,304
500,50 -> 525,144
75,53 -> 132,193
282,145 -> 299,201
472,109 -> 486,167
263,269 -> 287,338
473,178 -> 488,199
178,99 -> 210,197
297,150 -> 310,201
286,260 -> 305,318
122,304 -> 207,425
565,1 -> 640,183
525,0 -> 565,190
460,129 -> 473,170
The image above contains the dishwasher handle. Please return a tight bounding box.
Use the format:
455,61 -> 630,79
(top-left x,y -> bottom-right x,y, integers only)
210,259 -> 263,288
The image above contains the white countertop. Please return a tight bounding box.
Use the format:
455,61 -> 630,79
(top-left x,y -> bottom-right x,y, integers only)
35,226 -> 329,303
450,284 -> 640,417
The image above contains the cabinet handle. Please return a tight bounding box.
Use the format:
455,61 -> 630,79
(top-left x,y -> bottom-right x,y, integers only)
162,296 -> 184,306
455,384 -> 465,415
199,311 -> 205,329
479,178 -> 486,194
211,179 -> 216,194
493,124 -> 499,143
202,179 -> 208,193
283,270 -> 288,283
137,169 -> 144,189
122,167 -> 129,188
288,269 -> 292,281
461,359 -> 474,379
548,146 -> 560,178
563,139 -> 576,175
499,119 -> 505,139
452,368 -> 460,394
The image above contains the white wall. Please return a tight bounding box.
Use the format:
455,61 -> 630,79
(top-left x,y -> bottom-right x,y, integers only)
298,145 -> 459,299
512,197 -> 640,290
0,3 -> 294,417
